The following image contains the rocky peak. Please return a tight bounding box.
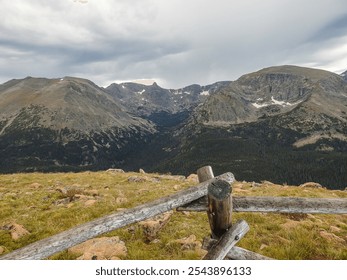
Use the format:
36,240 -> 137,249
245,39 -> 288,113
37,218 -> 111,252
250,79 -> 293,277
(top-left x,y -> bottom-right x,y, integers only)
192,65 -> 347,126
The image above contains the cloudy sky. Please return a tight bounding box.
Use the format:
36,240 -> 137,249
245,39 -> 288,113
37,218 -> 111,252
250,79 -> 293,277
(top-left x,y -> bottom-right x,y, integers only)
1,0 -> 347,88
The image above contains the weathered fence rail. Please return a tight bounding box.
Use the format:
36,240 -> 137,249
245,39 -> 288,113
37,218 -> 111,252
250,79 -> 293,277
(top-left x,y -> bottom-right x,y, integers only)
179,165 -> 347,260
178,196 -> 347,214
0,165 -> 346,260
0,172 -> 234,260
203,219 -> 249,260
202,238 -> 273,260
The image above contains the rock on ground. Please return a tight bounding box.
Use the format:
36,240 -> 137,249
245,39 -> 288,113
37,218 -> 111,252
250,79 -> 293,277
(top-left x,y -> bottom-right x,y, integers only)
106,168 -> 125,173
299,182 -> 324,189
186,174 -> 199,183
3,223 -> 31,240
68,236 -> 127,260
172,234 -> 202,251
139,211 -> 173,242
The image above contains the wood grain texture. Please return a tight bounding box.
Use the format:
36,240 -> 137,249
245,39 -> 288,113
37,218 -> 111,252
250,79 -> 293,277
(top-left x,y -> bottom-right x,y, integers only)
197,166 -> 214,182
178,196 -> 347,214
203,219 -> 249,260
207,179 -> 233,238
203,237 -> 273,260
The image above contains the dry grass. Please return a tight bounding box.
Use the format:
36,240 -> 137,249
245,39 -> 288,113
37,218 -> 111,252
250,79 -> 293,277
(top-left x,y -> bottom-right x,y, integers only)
0,171 -> 346,259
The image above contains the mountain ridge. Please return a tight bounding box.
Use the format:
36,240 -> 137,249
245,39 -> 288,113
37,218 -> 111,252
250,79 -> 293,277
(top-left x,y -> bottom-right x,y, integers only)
1,65 -> 347,189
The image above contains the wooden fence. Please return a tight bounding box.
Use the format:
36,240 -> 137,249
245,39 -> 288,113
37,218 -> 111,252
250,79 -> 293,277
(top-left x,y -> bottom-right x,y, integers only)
0,166 -> 346,260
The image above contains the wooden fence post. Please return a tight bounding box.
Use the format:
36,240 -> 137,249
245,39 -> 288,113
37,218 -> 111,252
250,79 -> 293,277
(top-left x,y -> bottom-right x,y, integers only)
197,166 -> 214,182
207,179 -> 233,239
0,172 -> 234,260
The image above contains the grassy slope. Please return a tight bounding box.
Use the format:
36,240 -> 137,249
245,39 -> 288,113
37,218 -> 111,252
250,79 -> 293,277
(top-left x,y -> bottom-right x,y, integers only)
0,171 -> 346,260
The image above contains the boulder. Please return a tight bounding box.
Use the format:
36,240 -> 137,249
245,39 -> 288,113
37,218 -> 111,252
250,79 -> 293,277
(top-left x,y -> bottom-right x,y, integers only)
68,236 -> 127,260
106,168 -> 125,173
128,176 -> 147,183
139,211 -> 173,241
299,182 -> 324,189
139,168 -> 146,174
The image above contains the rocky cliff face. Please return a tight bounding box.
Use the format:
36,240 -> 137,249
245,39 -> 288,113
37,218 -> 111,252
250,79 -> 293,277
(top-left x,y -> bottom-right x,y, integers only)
341,70 -> 347,82
194,66 -> 347,127
105,81 -> 230,127
154,66 -> 347,189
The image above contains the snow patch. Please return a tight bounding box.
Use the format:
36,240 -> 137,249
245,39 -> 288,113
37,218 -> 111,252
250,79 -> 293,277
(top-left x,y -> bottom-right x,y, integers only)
271,96 -> 295,107
252,96 -> 301,108
184,91 -> 191,95
137,89 -> 145,95
122,85 -> 125,89
252,102 -> 269,108
200,90 -> 210,96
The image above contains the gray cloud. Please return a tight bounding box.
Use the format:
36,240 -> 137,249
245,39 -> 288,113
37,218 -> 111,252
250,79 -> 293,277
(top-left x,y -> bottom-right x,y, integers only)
1,0 -> 347,88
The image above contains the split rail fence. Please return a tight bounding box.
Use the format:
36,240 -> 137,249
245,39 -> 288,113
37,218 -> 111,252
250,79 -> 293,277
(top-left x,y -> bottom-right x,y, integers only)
0,166 -> 346,260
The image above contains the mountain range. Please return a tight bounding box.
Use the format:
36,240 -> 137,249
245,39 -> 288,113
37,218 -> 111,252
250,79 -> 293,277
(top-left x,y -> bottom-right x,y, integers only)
1,65 -> 347,189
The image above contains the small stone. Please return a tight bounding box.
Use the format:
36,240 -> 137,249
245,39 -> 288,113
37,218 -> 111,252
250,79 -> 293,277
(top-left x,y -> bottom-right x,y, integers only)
54,197 -> 71,205
139,212 -> 173,241
186,174 -> 199,183
106,168 -> 125,173
55,187 -> 68,195
251,182 -> 261,188
260,244 -> 269,250
172,235 -> 202,251
8,223 -> 30,240
128,176 -> 147,183
139,168 -> 146,174
68,236 -> 127,260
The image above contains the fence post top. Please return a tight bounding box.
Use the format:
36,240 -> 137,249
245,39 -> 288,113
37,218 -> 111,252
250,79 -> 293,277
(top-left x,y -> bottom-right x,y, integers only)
208,179 -> 232,199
